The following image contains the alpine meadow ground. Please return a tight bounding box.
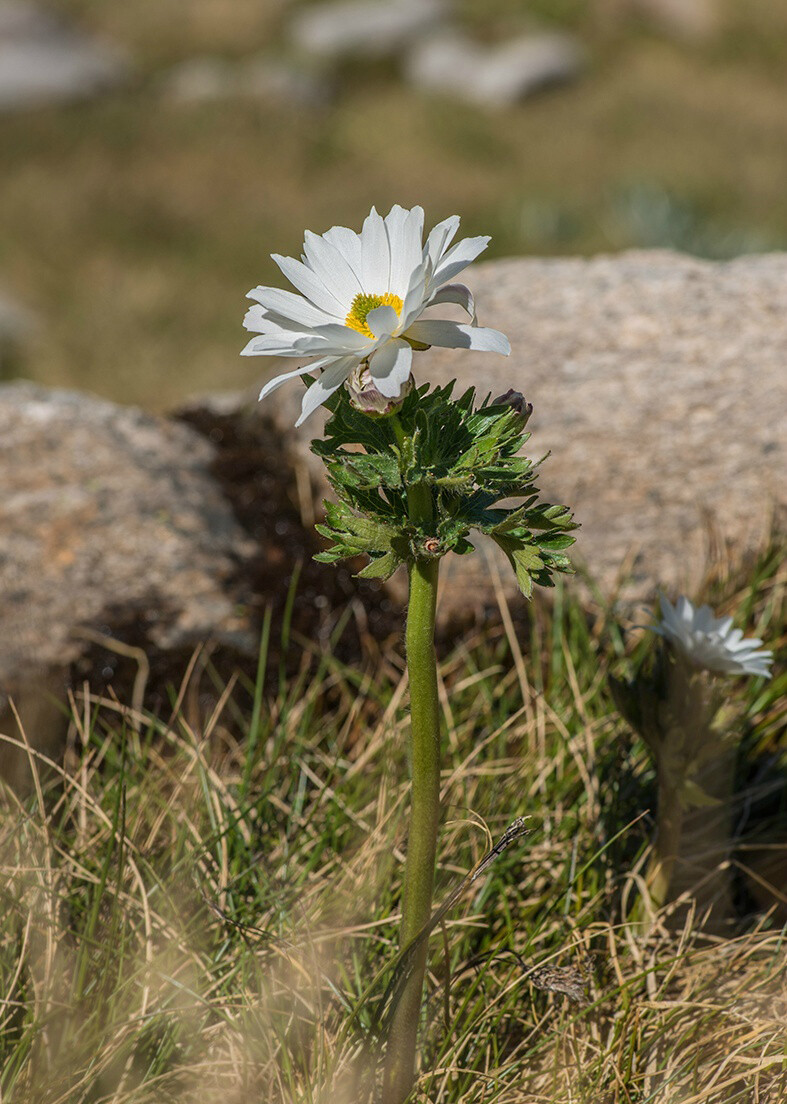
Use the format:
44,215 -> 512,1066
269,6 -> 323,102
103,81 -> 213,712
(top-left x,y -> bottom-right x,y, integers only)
1,537 -> 785,1103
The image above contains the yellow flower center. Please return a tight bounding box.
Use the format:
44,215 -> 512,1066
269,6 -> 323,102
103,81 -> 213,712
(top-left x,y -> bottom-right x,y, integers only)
345,291 -> 403,338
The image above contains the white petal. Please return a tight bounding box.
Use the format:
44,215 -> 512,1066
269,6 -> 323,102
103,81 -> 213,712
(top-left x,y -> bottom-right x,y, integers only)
432,236 -> 490,287
676,596 -> 694,626
322,225 -> 364,283
257,356 -> 333,402
243,304 -> 320,338
659,595 -> 676,622
272,253 -> 345,318
369,339 -> 413,398
302,230 -> 363,309
399,262 -> 429,329
360,207 -> 391,292
247,285 -> 335,328
366,304 -> 400,339
715,617 -> 735,639
694,605 -> 715,633
241,333 -> 329,357
386,205 -> 424,300
424,282 -> 476,323
246,318 -> 371,358
295,356 -> 358,427
424,214 -> 460,269
405,319 -> 510,355
306,322 -> 372,351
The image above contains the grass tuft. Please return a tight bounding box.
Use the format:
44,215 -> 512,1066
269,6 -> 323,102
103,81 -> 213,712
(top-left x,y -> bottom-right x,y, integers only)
1,540 -> 785,1102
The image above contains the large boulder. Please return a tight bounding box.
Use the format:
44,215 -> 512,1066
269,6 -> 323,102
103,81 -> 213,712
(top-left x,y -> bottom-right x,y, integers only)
271,251 -> 786,609
0,383 -> 254,785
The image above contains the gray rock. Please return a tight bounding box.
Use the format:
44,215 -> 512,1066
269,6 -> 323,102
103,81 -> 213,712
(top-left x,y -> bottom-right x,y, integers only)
630,0 -> 720,41
290,0 -> 448,60
270,251 -> 787,608
0,382 -> 255,697
0,0 -> 50,37
0,1 -> 128,111
405,30 -> 583,107
164,55 -> 330,108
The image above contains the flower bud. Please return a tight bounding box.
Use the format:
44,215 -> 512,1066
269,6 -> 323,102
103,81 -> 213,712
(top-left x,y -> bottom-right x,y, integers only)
346,363 -> 414,417
492,389 -> 533,429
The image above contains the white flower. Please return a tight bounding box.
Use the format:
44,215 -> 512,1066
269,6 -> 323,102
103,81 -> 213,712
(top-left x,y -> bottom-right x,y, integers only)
242,204 -> 510,426
651,595 -> 773,678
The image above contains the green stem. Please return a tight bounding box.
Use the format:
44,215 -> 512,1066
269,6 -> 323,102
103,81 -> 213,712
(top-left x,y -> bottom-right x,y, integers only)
647,770 -> 685,911
647,748 -> 736,931
382,442 -> 441,1104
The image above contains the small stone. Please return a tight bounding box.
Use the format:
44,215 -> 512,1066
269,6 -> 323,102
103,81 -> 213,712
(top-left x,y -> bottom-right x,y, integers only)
0,0 -> 128,111
405,30 -> 583,107
404,31 -> 480,96
630,0 -> 720,41
164,56 -> 330,108
290,0 -> 447,60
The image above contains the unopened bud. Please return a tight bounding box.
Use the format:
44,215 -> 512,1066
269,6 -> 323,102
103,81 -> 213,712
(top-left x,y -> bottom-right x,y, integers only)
346,363 -> 414,417
492,389 -> 533,429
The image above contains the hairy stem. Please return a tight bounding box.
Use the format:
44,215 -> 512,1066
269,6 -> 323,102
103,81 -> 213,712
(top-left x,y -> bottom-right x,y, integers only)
647,770 -> 685,911
382,464 -> 441,1104
648,748 -> 736,931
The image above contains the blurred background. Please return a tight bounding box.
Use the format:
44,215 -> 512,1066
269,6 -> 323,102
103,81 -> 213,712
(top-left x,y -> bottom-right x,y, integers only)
0,0 -> 785,410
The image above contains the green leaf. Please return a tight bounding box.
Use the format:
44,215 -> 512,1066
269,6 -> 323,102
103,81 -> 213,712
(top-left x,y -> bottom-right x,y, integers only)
491,534 -> 548,599
308,383 -> 576,592
680,779 -> 721,809
357,550 -> 403,580
535,532 -> 576,551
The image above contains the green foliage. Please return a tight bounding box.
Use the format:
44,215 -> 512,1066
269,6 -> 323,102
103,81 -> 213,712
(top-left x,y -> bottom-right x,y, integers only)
312,382 -> 577,597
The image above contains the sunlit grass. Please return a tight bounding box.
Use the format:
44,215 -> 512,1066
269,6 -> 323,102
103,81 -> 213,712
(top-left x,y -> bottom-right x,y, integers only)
1,539 -> 784,1102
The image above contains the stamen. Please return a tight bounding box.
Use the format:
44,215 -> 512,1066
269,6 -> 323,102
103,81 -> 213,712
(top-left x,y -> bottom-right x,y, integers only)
345,292 -> 403,338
